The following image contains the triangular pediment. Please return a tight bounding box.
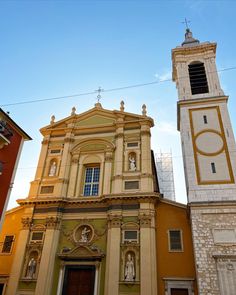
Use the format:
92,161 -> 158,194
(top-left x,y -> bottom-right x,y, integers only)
40,104 -> 153,135
76,114 -> 115,127
58,245 -> 105,260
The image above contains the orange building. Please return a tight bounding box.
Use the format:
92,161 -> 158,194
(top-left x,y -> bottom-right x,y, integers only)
0,108 -> 31,229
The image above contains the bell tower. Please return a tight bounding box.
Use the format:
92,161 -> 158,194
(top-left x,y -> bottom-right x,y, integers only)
172,28 -> 236,203
172,29 -> 236,295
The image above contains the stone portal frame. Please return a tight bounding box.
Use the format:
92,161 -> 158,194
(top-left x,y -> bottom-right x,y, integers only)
163,278 -> 195,295
56,261 -> 101,295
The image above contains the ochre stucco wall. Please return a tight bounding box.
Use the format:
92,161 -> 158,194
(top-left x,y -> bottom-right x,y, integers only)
156,200 -> 198,294
0,206 -> 25,275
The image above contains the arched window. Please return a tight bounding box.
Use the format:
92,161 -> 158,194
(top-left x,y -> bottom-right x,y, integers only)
188,61 -> 209,95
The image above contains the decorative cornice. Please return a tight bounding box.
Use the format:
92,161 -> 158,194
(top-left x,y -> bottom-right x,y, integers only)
17,192 -> 160,206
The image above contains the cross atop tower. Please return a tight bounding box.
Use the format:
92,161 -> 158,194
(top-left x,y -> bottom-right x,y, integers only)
181,17 -> 191,29
96,86 -> 104,103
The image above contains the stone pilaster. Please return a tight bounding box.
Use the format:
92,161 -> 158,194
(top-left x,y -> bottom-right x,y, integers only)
139,204 -> 157,295
104,213 -> 122,295
67,154 -> 79,197
103,151 -> 113,194
112,119 -> 124,193
56,133 -> 74,197
6,212 -> 33,295
35,216 -> 61,295
140,124 -> 153,192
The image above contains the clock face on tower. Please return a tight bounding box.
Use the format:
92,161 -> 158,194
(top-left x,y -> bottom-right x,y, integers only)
195,130 -> 224,156
189,106 -> 235,185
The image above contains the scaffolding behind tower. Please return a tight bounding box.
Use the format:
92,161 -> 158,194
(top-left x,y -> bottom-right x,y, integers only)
155,152 -> 176,201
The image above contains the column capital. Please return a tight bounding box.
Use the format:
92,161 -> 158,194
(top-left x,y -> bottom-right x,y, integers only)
46,216 -> 61,229
21,217 -> 32,229
108,214 -> 122,228
138,210 -> 155,228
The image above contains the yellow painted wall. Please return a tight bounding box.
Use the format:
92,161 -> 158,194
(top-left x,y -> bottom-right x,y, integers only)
156,199 -> 198,294
0,206 -> 24,276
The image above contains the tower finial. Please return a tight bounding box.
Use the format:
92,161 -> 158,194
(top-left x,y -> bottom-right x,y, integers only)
96,86 -> 103,103
181,17 -> 191,29
181,19 -> 200,47
120,100 -> 125,112
94,86 -> 103,108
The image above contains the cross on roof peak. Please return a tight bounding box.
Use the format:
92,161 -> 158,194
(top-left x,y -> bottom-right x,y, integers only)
181,17 -> 191,29
95,86 -> 104,103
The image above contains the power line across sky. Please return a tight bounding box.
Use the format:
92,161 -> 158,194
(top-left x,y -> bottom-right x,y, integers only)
1,66 -> 236,108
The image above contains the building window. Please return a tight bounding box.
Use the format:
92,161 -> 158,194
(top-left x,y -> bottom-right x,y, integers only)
127,142 -> 139,148
188,61 -> 209,95
40,186 -> 54,194
1,235 -> 14,253
30,231 -> 44,244
211,162 -> 216,173
168,230 -> 183,251
123,230 -> 138,243
124,181 -> 139,190
83,167 -> 100,196
203,115 -> 208,124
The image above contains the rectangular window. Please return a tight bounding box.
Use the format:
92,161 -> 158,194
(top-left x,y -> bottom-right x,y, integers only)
203,115 -> 208,124
40,186 -> 54,194
127,142 -> 138,148
124,181 -> 139,190
50,149 -> 61,154
169,230 -> 183,251
188,62 -> 209,95
211,162 -> 216,173
123,230 -> 138,243
31,232 -> 44,242
83,167 -> 100,196
1,235 -> 14,253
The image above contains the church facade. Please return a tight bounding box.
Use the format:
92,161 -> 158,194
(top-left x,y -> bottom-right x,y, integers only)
0,30 -> 236,295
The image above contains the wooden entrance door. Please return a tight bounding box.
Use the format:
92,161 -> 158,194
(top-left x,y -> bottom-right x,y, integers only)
171,288 -> 189,295
62,265 -> 95,295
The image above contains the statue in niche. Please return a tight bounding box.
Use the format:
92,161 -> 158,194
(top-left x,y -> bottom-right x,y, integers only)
129,156 -> 136,171
79,226 -> 91,243
26,257 -> 37,279
124,253 -> 135,281
49,161 -> 57,176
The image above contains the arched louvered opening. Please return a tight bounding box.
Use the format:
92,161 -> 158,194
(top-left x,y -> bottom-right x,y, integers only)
188,61 -> 209,95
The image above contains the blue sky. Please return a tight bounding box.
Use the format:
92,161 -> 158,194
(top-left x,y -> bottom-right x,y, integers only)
1,0 -> 236,208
